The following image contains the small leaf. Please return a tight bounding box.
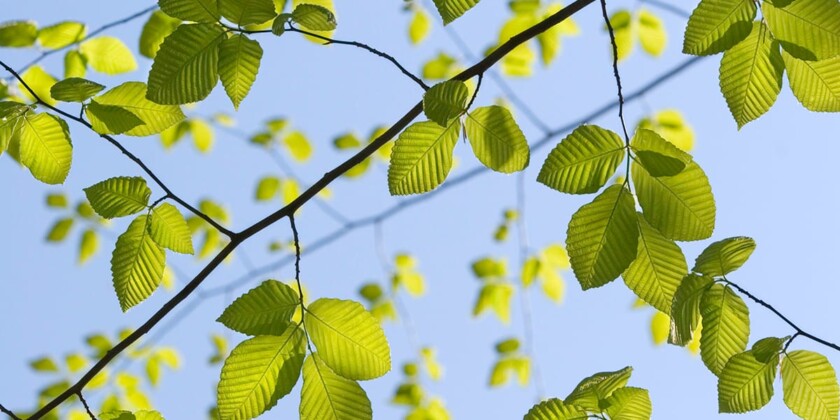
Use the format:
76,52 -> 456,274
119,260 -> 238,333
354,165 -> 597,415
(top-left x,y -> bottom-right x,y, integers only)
432,0 -> 481,25
693,236 -> 756,276
46,218 -> 74,242
783,52 -> 840,112
781,350 -> 840,420
668,273 -> 714,346
219,34 -> 263,109
523,398 -> 588,420
149,203 -> 194,254
19,113 -> 73,184
630,128 -> 691,177
718,350 -> 778,413
80,37 -> 137,75
762,0 -> 840,61
538,124 -> 625,194
158,0 -> 221,22
603,387 -> 652,420
682,0 -> 756,55
93,82 -> 185,136
85,102 -> 145,135
111,215 -> 166,311
50,78 -> 104,102
84,176 -> 151,219
256,176 -> 281,201
565,367 -> 633,411
423,80 -> 469,126
465,105 -> 529,173
30,357 -> 59,372
147,23 -> 225,105
751,336 -> 786,363
37,21 -> 86,49
388,120 -> 460,195
79,228 -> 98,264
409,7 -> 431,45
221,0 -> 277,26
217,280 -> 299,336
299,353 -> 372,420
0,20 -> 37,48
283,131 -> 313,161
473,283 -> 514,323
139,11 -> 182,59
292,4 -> 337,31
64,50 -> 87,79
700,284 -> 750,375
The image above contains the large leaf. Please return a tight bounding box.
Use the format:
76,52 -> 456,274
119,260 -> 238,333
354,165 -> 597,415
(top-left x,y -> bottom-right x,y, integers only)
217,326 -> 306,420
158,0 -> 220,22
682,0 -> 757,55
305,298 -> 391,380
700,284 -> 750,375
464,105 -> 529,173
523,398 -> 588,420
300,354 -> 372,420
719,22 -> 784,128
603,387 -> 652,420
387,120 -> 460,195
50,77 -> 104,102
668,273 -> 714,346
423,80 -> 469,126
630,128 -> 691,177
80,37 -> 137,75
93,82 -> 185,136
220,0 -> 277,25
537,124 -> 625,194
718,350 -> 778,413
218,34 -> 263,109
18,113 -> 72,184
85,102 -> 145,135
217,280 -> 299,336
149,203 -> 194,254
623,213 -> 687,313
762,0 -> 840,61
432,0 -> 481,25
781,350 -> 840,420
84,177 -> 151,219
147,23 -> 225,104
783,52 -> 840,112
111,215 -> 166,311
565,367 -> 633,411
632,160 -> 715,241
566,184 -> 638,290
693,236 -> 756,276
139,11 -> 182,59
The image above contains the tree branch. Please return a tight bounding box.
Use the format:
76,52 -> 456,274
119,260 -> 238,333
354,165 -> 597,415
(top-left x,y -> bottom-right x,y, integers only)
636,0 -> 692,19
0,403 -> 22,420
77,392 -> 97,420
600,0 -> 630,143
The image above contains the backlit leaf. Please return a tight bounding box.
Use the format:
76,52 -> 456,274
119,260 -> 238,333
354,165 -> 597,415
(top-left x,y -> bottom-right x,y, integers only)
18,113 -> 72,184
80,37 -> 138,75
111,215 -> 166,311
149,203 -> 194,254
693,236 -> 756,276
781,350 -> 840,420
37,21 -> 86,49
538,124 -> 625,194
783,52 -> 840,112
700,284 -> 750,375
85,102 -> 145,135
218,34 -> 263,109
718,350 -> 778,413
565,366 -> 633,411
147,23 -> 225,104
84,177 -> 151,219
94,82 -> 185,136
292,4 -> 337,31
300,353 -> 372,420
630,128 -> 691,177
432,0 -> 481,25
465,105 -> 529,173
638,8 -> 666,57
669,273 -> 713,346
523,398 -> 588,420
50,78 -> 104,102
221,0 -> 277,25
159,0 -> 221,22
139,11 -> 182,59
217,280 -> 299,336
683,0 -> 756,55
388,120 -> 460,195
423,80 -> 469,126
762,0 -> 840,61
0,21 -> 37,47
623,213 -> 686,313
603,387 -> 652,420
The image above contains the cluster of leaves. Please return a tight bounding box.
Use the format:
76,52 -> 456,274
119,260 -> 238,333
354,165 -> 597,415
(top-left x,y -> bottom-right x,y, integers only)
489,338 -> 531,388
359,253 -> 427,322
391,349 -> 449,419
42,192 -> 107,264
607,7 -> 667,61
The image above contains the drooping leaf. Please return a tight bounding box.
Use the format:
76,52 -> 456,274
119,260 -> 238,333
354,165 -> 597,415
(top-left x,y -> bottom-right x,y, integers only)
783,52 -> 840,112
158,0 -> 221,22
432,0 -> 481,25
218,34 -> 263,109
111,215 -> 166,311
18,113 -> 72,184
409,7 -> 431,45
37,21 -> 86,49
565,367 -> 633,411
637,9 -> 666,57
217,280 -> 299,336
762,0 -> 840,61
603,387 -> 653,420
50,78 -> 104,102
718,350 -> 778,413
84,177 -> 151,219
682,0 -> 756,55
139,11 -> 182,59
85,102 -> 145,135
668,273 -> 714,346
464,105 -> 529,173
538,124 -> 625,194
781,350 -> 840,420
299,353 -> 372,420
523,398 -> 588,420
751,337 -> 786,363
292,4 -> 337,31
566,184 -> 638,290
388,120 -> 460,195
147,23 -> 225,104
305,298 -> 391,380
630,128 -> 691,177
93,82 -> 185,136
623,213 -> 687,313
149,203 -> 194,254
700,284 -> 750,376
21,65 -> 58,106
423,80 -> 469,126
692,236 -> 756,276
221,0 -> 277,26
0,20 -> 37,47
80,37 -> 138,75
217,326 -> 306,420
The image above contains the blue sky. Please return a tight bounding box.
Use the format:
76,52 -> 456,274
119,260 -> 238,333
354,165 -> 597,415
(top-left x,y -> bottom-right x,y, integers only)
1,1 -> 839,419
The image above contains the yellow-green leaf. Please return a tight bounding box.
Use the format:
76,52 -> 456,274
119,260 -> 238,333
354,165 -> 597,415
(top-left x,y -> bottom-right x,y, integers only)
217,280 -> 299,335
524,398 -> 589,420
781,350 -> 840,420
79,228 -> 98,264
0,20 -> 37,47
783,52 -> 840,112
423,80 -> 469,126
700,284 -> 750,375
38,21 -> 86,49
762,0 -> 840,61
111,215 -> 166,311
21,65 -> 58,106
538,124 -> 625,194
93,82 -> 185,136
432,0 -> 481,25
64,50 -> 87,79
409,7 -> 431,45
80,37 -> 138,75
638,9 -> 666,57
669,273 -> 713,346
283,131 -> 312,161
46,218 -> 74,242
50,78 -> 104,102
19,113 -> 72,184
84,176 -> 151,219
147,23 -> 225,105
630,128 -> 691,177
86,101 -> 145,135
388,120 -> 460,195
139,11 -> 182,59
149,203 -> 194,254
603,387 -> 652,420
473,283 -> 514,323
300,353 -> 372,420
682,0 -> 756,55
718,350 -> 778,413
623,213 -> 686,313
292,4 -> 337,31
221,0 -> 277,26
218,34 -> 263,109
565,366 -> 633,411
465,105 -> 529,173
693,236 -> 756,276
159,0 -> 221,22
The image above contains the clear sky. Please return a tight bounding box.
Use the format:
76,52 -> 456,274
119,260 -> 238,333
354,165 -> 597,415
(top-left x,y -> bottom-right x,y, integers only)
1,1 -> 839,419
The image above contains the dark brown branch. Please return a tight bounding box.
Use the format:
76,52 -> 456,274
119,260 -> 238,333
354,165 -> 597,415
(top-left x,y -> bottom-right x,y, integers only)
465,73 -> 483,111
0,60 -> 235,238
0,403 -> 22,420
76,392 -> 96,420
600,0 -> 630,143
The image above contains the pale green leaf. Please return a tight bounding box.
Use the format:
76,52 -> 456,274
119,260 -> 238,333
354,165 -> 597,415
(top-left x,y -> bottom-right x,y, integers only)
94,82 -> 185,136
0,102 -> 29,156
19,113 -> 72,184
630,128 -> 691,177
718,350 -> 778,413
139,11 -> 182,59
700,284 -> 750,375
292,0 -> 336,41
422,52 -> 458,80
84,176 -> 151,219
217,326 -> 306,420
79,228 -> 98,264
283,131 -> 312,161
190,118 -> 214,152
50,78 -> 104,102
149,203 -> 194,254
217,280 -> 299,336
388,120 -> 460,195
218,34 -> 263,109
423,80 -> 469,126
30,357 -> 60,372
567,184 -> 638,290
472,257 -> 507,279
603,387 -> 653,420
85,102 -> 145,135
159,0 -> 221,22
682,0 -> 756,55
623,213 -> 687,313
638,9 -> 666,57
762,0 -> 840,61
693,236 -> 756,276
111,215 -> 166,311
473,283 -> 514,323
409,7 -> 431,45
538,124 -> 625,194
783,52 -> 840,112
637,109 -> 695,152
292,4 -> 337,31
432,0 -> 481,25
64,50 -> 87,79
45,193 -> 67,208
300,353 -> 372,420
147,23 -> 225,104
0,21 -> 37,47
668,273 -> 714,346
37,21 -> 86,49
256,176 -> 281,201
719,22 -> 784,128
221,0 -> 277,25
21,65 -> 58,106
80,37 -> 138,75
305,298 -> 391,380
781,350 -> 840,420
523,398 -> 588,420
565,366 -> 633,411
465,105 -> 529,173
46,218 -> 74,242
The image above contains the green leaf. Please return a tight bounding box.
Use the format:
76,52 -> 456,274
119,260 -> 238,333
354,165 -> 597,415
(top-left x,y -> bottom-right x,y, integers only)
85,101 -> 145,135
719,22 -> 784,128
139,11 -> 182,59
305,298 -> 391,380
472,257 -> 507,279
630,128 -> 691,177
693,236 -> 756,276
603,387 -> 653,420
218,34 -> 263,109
465,105 -> 529,173
388,120 -> 460,195
781,350 -> 840,420
80,37 -> 138,75
423,80 -> 469,126
93,82 -> 185,136
30,357 -> 60,372
565,366 -> 633,411
300,353 -> 372,420
538,124 -> 625,194
632,160 -> 715,241
432,0 -> 481,25
292,4 -> 337,31
751,337 -> 787,363
50,78 -> 104,102
147,23 -> 225,105
700,284 -> 750,375
149,203 -> 194,254
256,176 -> 281,201
111,215 -> 166,311
682,0 -> 756,55
79,228 -> 98,264
283,131 -> 313,161
46,218 -> 74,242
668,273 -> 714,346
718,350 -> 778,413
189,118 -> 214,152
21,65 -> 58,106
409,7 -> 431,45
637,109 -> 695,152
217,280 -> 299,336
159,0 -> 221,22
217,326 -> 306,420
783,52 -> 840,112
64,50 -> 87,79
84,176 -> 151,219
221,0 -> 277,25
0,102 -> 28,155
37,21 -> 86,49
19,113 -> 72,184
638,9 -> 666,57
623,213 -> 686,313
523,398 -> 589,420
567,184 -> 638,290
473,283 -> 514,323
45,193 -> 68,208
762,0 -> 840,61
0,20 -> 37,47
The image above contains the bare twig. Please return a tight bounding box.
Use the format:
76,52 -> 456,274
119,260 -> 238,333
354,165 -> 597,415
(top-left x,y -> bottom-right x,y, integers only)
599,0 -> 630,143
77,392 -> 97,420
0,403 -> 22,420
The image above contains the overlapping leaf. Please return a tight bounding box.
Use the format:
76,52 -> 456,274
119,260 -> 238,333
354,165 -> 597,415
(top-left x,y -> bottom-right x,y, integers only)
623,213 -> 686,313
93,82 -> 185,136
669,274 -> 713,346
683,0 -> 756,55
630,128 -> 691,177
50,78 -> 104,102
423,80 -> 469,126
147,23 -> 225,104
217,280 -> 299,336
718,350 -> 778,413
603,387 -> 652,420
149,203 -> 194,254
86,102 -> 145,135
18,113 -> 72,184
465,106 -> 529,173
218,34 -> 263,109
523,398 -> 588,420
693,236 -> 756,276
139,11 -> 182,59
111,215 -> 166,311
700,284 -> 750,375
565,366 -> 633,411
432,0 -> 481,25
781,350 -> 840,420
762,0 -> 840,61
159,0 -> 220,22
300,354 -> 372,420
292,4 -> 337,31
388,120 -> 460,195
84,177 -> 151,219
783,52 -> 840,112
538,124 -> 625,194
221,0 -> 277,26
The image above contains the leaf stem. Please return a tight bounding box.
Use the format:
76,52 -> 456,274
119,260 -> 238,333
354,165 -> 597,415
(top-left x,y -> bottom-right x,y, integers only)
599,0 -> 631,144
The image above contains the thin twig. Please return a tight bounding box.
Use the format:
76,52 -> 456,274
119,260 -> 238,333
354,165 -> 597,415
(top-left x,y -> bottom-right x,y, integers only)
373,222 -> 421,352
636,0 -> 692,19
465,74 -> 484,111
0,403 -> 22,420
289,215 -> 316,354
77,392 -> 97,420
599,0 -> 630,143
